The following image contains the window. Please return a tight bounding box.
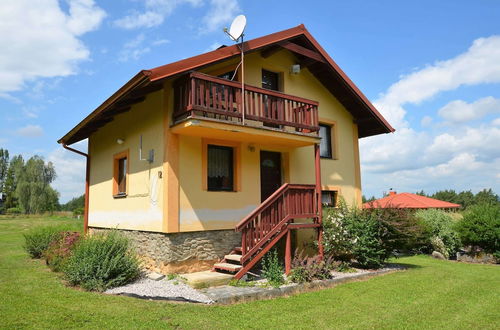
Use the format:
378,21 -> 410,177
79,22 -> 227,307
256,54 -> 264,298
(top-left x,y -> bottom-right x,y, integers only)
322,190 -> 338,207
218,70 -> 236,81
319,124 -> 333,158
207,145 -> 234,191
262,69 -> 279,91
113,150 -> 128,197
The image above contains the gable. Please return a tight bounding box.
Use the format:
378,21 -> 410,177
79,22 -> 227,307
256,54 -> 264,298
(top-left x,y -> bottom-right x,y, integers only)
58,24 -> 393,146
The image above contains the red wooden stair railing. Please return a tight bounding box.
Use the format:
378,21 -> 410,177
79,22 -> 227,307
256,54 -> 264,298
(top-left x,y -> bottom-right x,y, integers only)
229,183 -> 319,279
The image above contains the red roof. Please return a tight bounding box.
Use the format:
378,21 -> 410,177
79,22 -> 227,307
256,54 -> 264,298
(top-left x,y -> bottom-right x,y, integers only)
363,192 -> 461,209
58,24 -> 394,145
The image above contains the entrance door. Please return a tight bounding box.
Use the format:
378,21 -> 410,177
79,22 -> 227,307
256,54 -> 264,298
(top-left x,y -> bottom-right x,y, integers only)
260,151 -> 282,201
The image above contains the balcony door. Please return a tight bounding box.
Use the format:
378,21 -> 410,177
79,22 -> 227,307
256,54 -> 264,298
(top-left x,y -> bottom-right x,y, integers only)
260,151 -> 282,202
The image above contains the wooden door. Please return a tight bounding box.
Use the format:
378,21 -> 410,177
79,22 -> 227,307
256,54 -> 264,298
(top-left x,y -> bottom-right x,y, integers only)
260,151 -> 282,202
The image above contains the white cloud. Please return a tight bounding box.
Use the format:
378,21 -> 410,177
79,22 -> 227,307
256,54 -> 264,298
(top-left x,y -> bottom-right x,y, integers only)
16,125 -> 44,138
114,0 -> 239,33
48,142 -> 87,203
114,0 -> 203,29
438,96 -> 500,123
420,115 -> 433,127
118,34 -> 152,62
361,35 -> 500,196
118,33 -> 172,62
374,35 -> 500,129
0,0 -> 106,94
201,0 -> 240,33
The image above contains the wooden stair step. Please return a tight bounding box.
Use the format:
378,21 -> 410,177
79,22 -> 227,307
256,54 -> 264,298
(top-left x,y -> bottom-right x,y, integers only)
224,254 -> 242,262
233,247 -> 242,253
214,262 -> 243,272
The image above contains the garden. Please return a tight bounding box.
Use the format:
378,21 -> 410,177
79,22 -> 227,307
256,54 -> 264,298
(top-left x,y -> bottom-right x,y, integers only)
1,215 -> 499,328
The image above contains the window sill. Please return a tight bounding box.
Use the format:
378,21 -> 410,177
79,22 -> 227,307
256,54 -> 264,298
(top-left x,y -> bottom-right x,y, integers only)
113,193 -> 127,199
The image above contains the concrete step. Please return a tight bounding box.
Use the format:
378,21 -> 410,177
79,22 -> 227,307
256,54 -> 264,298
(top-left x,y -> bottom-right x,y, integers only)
214,262 -> 243,272
224,254 -> 242,263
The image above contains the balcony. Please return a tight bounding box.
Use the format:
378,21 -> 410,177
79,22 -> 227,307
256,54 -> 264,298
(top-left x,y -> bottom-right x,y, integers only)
173,72 -> 320,136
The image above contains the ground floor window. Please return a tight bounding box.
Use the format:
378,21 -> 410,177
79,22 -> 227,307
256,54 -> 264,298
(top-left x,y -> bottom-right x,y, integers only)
321,190 -> 338,207
113,150 -> 129,197
207,145 -> 234,191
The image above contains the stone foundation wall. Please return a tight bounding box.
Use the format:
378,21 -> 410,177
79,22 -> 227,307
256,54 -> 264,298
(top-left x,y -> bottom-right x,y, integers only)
89,227 -> 241,274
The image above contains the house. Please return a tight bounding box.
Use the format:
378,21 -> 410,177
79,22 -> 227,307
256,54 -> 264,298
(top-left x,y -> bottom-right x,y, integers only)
363,191 -> 461,211
58,24 -> 394,278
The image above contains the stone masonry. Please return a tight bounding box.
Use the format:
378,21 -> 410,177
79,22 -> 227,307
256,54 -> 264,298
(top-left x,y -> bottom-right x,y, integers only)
90,227 -> 241,274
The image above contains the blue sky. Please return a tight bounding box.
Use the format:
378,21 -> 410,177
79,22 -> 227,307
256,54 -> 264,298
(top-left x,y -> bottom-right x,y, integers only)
0,0 -> 499,202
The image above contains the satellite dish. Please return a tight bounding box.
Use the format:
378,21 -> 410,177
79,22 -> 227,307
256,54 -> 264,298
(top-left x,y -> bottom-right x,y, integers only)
228,15 -> 246,41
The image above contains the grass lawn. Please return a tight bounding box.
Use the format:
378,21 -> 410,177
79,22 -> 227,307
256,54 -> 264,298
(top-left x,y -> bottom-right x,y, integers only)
1,216 -> 499,329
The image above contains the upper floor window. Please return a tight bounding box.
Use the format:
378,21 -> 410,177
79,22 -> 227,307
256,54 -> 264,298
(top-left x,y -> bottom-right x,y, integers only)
218,71 -> 236,81
319,124 -> 333,158
207,145 -> 234,191
262,69 -> 279,91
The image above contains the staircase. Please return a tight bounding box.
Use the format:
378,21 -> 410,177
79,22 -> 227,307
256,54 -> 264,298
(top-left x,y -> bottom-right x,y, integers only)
213,183 -> 320,279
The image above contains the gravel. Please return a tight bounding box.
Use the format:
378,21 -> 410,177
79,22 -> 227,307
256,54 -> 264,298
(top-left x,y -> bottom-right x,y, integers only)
105,278 -> 214,304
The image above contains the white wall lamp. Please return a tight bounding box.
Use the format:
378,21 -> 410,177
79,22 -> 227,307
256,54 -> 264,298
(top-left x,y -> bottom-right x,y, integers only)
116,138 -> 125,145
290,64 -> 301,75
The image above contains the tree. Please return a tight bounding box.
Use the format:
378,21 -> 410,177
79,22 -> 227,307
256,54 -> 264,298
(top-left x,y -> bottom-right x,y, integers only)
3,155 -> 24,209
431,190 -> 458,204
15,156 -> 59,214
0,148 -> 8,193
474,189 -> 499,206
456,190 -> 475,209
61,194 -> 85,211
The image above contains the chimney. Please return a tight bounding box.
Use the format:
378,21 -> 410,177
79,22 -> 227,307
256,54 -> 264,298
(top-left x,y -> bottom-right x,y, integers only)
389,191 -> 397,196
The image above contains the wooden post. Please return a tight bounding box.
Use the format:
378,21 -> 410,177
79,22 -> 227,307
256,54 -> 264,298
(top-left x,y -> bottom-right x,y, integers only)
285,229 -> 291,275
314,144 -> 323,258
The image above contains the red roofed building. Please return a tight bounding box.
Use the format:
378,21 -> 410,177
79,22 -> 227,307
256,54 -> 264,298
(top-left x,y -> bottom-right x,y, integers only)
363,191 -> 461,210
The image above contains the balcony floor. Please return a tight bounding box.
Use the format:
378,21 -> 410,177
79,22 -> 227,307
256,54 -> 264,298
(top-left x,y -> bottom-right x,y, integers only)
171,117 -> 320,147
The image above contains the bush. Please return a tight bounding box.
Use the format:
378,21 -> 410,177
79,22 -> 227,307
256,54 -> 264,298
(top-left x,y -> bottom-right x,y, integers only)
456,203 -> 500,254
73,207 -> 84,218
24,226 -> 65,258
415,209 -> 461,258
63,231 -> 140,291
43,231 -> 81,271
261,249 -> 284,288
323,203 -> 391,269
6,207 -> 21,214
289,250 -> 336,283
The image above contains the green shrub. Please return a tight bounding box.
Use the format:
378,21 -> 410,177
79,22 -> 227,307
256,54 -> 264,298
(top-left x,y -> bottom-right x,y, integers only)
72,207 -> 84,218
415,209 -> 461,258
261,249 -> 284,288
289,250 -> 336,283
23,226 -> 65,258
6,207 -> 21,215
323,203 -> 391,269
43,231 -> 81,272
456,203 -> 500,254
63,231 -> 141,292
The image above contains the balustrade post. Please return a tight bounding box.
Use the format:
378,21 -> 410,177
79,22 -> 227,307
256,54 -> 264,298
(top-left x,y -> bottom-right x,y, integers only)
285,229 -> 291,275
315,144 -> 324,259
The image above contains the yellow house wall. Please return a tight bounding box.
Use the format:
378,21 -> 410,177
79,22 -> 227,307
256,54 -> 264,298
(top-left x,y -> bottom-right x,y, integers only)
87,48 -> 362,234
244,50 -> 361,206
88,90 -> 165,232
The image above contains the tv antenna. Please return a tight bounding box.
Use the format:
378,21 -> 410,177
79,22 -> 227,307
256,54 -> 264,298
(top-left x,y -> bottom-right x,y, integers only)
224,15 -> 247,124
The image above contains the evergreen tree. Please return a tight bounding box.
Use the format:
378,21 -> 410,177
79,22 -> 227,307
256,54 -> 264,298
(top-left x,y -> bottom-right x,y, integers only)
431,190 -> 458,204
0,148 -> 8,193
474,188 -> 499,206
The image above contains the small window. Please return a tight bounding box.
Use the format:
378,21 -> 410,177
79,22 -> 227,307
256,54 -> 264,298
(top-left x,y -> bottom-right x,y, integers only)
207,145 -> 234,191
319,124 -> 333,159
218,71 -> 236,81
322,190 -> 338,207
113,151 -> 128,197
262,70 -> 279,91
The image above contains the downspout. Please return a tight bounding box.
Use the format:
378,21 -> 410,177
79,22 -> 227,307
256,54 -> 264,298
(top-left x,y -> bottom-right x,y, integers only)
314,143 -> 323,258
62,143 -> 90,234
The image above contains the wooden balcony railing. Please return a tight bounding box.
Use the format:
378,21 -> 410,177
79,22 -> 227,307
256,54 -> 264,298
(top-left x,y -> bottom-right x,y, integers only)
173,72 -> 319,133
235,183 -> 319,266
